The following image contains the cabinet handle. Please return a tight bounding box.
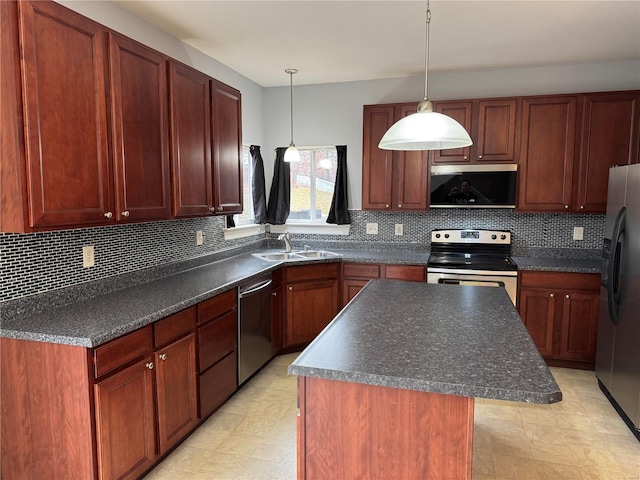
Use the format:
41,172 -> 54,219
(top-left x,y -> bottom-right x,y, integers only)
272,292 -> 277,296
146,362 -> 154,369
219,206 -> 224,211
398,204 -> 402,208
385,204 -> 390,208
463,156 -> 468,160
209,206 -> 216,213
580,205 -> 584,210
564,205 -> 569,210
159,353 -> 167,361
478,155 -> 483,159
122,210 -> 130,217
565,294 -> 570,299
549,293 -> 554,298
289,286 -> 293,291
104,211 -> 113,219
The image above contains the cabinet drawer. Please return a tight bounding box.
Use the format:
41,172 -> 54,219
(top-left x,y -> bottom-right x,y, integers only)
384,265 -> 425,282
198,289 -> 237,326
198,310 -> 237,372
343,263 -> 381,279
519,271 -> 600,291
93,326 -> 153,378
286,263 -> 340,283
154,306 -> 196,348
199,351 -> 237,418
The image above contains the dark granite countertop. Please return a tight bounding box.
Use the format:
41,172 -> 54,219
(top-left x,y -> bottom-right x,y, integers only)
288,280 -> 562,404
0,243 -> 601,348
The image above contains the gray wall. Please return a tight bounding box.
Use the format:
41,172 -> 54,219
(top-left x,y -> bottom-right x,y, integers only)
263,60 -> 640,208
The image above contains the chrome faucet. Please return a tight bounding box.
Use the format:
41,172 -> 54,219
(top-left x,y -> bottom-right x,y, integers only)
278,232 -> 292,253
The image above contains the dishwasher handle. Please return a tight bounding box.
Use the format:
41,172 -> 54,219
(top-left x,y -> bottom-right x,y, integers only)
239,279 -> 273,298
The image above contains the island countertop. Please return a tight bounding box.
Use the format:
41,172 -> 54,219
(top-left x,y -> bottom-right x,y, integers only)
289,280 -> 562,404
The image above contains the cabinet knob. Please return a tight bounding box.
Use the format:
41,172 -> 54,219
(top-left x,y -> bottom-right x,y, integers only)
385,204 -> 390,208
146,362 -> 154,369
565,294 -> 570,299
478,155 -> 483,159
159,353 -> 167,361
209,206 -> 216,213
219,206 -> 224,211
550,293 -> 554,298
463,156 -> 468,160
580,205 -> 584,210
272,292 -> 277,296
564,205 -> 569,210
398,204 -> 402,208
289,286 -> 293,291
122,210 -> 130,217
104,211 -> 113,219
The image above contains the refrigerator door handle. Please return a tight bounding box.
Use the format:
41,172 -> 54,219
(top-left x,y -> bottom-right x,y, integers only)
608,206 -> 626,325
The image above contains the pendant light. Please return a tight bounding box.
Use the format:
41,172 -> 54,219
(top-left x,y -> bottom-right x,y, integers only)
379,0 -> 472,151
284,68 -> 300,162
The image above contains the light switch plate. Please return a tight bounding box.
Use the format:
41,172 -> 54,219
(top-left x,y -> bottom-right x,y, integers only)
82,245 -> 95,268
573,226 -> 584,241
366,223 -> 378,234
196,230 -> 204,246
395,224 -> 404,236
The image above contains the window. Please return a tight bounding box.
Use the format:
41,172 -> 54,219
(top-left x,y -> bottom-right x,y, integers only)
288,147 -> 337,222
234,145 -> 254,225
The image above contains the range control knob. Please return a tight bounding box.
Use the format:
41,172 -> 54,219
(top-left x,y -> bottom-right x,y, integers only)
500,234 -> 507,240
444,234 -> 450,239
491,234 -> 497,240
435,233 -> 441,239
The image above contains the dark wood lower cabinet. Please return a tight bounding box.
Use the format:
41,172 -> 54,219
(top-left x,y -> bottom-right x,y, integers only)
341,262 -> 426,306
518,271 -> 600,369
198,351 -> 237,418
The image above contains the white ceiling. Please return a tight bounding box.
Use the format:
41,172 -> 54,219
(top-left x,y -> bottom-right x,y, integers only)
112,0 -> 640,88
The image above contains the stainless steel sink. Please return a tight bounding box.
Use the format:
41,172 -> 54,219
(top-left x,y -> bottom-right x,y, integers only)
293,250 -> 342,259
252,252 -> 298,261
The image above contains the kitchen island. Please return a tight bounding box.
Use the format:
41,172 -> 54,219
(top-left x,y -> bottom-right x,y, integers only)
289,280 -> 561,480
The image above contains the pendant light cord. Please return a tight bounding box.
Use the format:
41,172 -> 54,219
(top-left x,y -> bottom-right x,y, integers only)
418,1 -> 432,113
285,68 -> 298,146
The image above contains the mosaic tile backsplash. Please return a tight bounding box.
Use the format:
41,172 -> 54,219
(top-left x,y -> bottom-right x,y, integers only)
1,210 -> 604,302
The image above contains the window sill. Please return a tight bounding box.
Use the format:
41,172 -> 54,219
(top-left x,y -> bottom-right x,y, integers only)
223,224 -> 266,240
269,223 -> 350,236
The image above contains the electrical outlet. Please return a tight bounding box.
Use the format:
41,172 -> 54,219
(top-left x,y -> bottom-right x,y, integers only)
573,226 -> 584,241
366,223 -> 378,234
82,245 -> 95,268
196,230 -> 204,246
395,224 -> 404,236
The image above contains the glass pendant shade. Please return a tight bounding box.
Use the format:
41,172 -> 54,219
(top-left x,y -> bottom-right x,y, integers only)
379,110 -> 473,151
284,144 -> 300,163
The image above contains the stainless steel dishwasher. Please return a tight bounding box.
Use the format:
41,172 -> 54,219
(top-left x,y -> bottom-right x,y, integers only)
238,275 -> 273,385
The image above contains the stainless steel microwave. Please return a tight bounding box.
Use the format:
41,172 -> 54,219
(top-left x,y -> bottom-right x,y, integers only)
429,164 -> 518,208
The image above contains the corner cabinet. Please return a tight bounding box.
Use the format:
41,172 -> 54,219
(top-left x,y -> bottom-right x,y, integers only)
362,104 -> 429,211
284,263 -> 341,348
517,271 -> 600,369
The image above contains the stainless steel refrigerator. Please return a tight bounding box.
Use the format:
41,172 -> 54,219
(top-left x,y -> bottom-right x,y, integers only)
595,163 -> 640,441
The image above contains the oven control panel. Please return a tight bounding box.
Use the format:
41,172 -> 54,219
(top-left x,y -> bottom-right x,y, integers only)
431,229 -> 511,245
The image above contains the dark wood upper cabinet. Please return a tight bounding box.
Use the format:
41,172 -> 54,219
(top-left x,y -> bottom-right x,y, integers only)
573,91 -> 640,213
517,95 -> 577,212
17,0 -> 111,228
108,33 -> 172,222
169,62 -> 213,217
432,98 -> 517,164
362,103 -> 428,211
211,80 -> 243,215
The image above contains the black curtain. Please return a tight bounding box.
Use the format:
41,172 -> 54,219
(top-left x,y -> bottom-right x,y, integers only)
326,145 -> 351,225
266,147 -> 290,224
250,145 -> 267,224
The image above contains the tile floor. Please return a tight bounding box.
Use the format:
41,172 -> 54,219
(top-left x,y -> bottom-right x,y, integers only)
145,354 -> 640,480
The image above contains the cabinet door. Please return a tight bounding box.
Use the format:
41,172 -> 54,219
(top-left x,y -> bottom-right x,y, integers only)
286,279 -> 339,346
342,279 -> 370,306
393,105 -> 429,210
95,358 -> 157,480
518,96 -> 577,212
108,33 -> 171,222
432,101 -> 473,163
18,1 -> 111,228
518,288 -> 555,357
559,291 -> 599,361
362,105 -> 394,209
383,264 -> 426,282
155,334 -> 198,455
476,99 -> 517,162
169,62 -> 213,217
271,280 -> 283,355
574,92 -> 640,213
212,80 -> 243,214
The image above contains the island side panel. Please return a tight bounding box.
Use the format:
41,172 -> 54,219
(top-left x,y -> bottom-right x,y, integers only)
298,376 -> 474,480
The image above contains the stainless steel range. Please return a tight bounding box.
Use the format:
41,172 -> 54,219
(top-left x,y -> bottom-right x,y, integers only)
427,229 -> 518,306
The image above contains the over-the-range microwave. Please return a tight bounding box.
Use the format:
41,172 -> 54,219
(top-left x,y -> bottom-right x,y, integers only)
429,164 -> 518,208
